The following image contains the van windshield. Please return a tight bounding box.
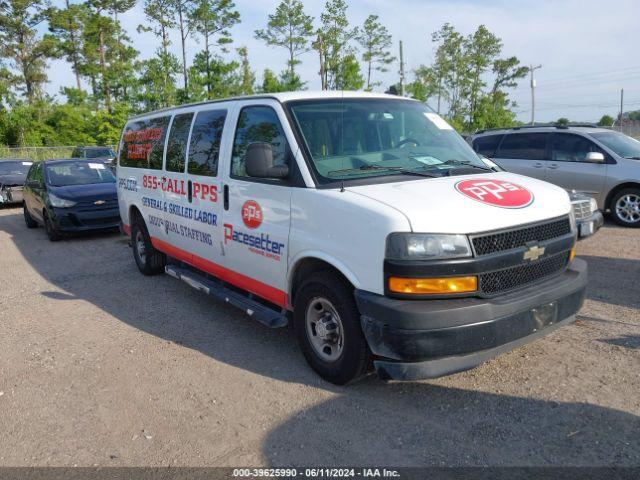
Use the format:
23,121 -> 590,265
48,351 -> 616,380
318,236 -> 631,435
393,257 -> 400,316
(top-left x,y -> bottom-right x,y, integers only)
288,98 -> 487,183
591,131 -> 640,159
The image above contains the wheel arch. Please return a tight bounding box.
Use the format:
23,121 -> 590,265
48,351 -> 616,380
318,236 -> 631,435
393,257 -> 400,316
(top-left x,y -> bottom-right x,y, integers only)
605,182 -> 640,210
288,253 -> 361,306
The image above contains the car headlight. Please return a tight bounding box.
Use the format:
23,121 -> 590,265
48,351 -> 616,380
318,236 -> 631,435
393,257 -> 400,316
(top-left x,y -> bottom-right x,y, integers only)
589,197 -> 598,214
49,193 -> 76,208
386,233 -> 472,261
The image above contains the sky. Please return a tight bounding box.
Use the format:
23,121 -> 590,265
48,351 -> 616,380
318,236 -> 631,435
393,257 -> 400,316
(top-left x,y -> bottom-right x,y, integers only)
43,0 -> 640,123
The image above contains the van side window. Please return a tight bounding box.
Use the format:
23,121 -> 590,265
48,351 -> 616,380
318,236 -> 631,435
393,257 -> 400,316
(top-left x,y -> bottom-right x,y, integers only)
495,133 -> 548,160
232,106 -> 288,179
166,113 -> 194,172
551,133 -> 606,163
187,109 -> 226,177
120,116 -> 170,169
473,135 -> 503,157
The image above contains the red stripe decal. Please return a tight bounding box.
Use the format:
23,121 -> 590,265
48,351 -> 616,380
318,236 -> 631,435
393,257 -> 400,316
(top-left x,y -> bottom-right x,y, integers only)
150,236 -> 289,308
122,223 -> 131,235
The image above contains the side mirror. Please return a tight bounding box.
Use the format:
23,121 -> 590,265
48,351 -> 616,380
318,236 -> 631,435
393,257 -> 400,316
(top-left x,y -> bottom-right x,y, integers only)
585,152 -> 605,163
245,142 -> 289,179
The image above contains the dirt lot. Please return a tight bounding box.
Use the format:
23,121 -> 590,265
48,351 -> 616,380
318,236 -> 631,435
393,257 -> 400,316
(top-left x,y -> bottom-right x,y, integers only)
0,206 -> 638,467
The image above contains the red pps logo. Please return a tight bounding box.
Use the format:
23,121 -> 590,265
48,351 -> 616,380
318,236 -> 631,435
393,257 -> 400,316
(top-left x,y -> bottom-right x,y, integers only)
242,200 -> 263,229
455,179 -> 534,208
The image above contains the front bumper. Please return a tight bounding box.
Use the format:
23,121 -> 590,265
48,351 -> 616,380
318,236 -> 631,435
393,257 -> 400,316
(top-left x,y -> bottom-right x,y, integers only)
356,258 -> 588,380
51,206 -> 121,232
577,211 -> 604,239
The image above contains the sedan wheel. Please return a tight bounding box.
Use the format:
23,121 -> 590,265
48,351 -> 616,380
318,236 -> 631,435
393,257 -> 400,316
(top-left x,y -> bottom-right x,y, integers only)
612,189 -> 640,227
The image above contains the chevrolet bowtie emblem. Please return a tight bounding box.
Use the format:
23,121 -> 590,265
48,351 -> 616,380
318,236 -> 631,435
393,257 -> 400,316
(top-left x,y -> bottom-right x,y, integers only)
94,200 -> 106,205
523,245 -> 545,262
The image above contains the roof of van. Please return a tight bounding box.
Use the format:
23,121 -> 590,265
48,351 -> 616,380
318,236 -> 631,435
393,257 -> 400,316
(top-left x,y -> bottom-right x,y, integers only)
127,91 -> 414,120
472,125 -> 614,137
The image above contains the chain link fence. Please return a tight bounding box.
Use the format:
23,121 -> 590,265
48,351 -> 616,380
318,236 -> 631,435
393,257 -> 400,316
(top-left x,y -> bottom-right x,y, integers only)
0,146 -> 117,161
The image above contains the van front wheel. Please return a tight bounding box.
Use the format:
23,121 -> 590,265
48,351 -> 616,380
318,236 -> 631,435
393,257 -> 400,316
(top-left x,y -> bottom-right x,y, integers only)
131,216 -> 166,275
294,271 -> 371,385
611,188 -> 640,227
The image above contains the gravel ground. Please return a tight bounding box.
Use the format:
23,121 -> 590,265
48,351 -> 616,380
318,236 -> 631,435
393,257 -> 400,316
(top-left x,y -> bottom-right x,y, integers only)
0,206 -> 638,467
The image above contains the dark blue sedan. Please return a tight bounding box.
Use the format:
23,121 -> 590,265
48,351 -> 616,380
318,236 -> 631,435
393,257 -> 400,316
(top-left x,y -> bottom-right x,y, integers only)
23,159 -> 120,241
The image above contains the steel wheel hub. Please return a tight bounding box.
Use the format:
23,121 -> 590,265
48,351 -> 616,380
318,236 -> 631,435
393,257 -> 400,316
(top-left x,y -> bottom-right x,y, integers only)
306,297 -> 344,362
135,230 -> 147,263
616,194 -> 640,223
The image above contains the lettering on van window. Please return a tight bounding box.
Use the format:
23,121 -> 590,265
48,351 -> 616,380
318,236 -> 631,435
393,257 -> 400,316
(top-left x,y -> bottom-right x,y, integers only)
118,177 -> 137,192
141,174 -> 218,203
223,223 -> 285,261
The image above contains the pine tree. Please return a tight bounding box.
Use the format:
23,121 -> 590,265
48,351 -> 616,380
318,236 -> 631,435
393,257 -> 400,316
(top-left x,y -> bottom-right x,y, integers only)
356,15 -> 394,91
254,0 -> 313,80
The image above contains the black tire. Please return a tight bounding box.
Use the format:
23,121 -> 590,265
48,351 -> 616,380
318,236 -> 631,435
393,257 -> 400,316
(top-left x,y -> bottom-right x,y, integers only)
131,213 -> 166,275
23,204 -> 38,229
293,271 -> 371,385
43,211 -> 62,241
610,188 -> 640,228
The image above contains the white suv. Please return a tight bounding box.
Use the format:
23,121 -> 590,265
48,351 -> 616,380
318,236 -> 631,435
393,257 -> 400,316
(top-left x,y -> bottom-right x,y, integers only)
117,92 -> 587,384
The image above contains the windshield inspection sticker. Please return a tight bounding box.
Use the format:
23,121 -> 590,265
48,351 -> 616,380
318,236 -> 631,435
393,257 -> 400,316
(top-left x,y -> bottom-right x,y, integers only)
455,179 -> 534,208
88,163 -> 105,169
424,112 -> 454,130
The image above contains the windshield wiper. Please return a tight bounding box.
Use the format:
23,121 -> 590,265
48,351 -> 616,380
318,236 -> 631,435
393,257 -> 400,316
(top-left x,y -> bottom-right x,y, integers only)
441,159 -> 492,171
328,165 -> 441,178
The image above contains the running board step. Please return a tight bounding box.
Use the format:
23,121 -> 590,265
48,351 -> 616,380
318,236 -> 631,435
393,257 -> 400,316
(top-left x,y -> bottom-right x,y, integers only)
165,264 -> 288,328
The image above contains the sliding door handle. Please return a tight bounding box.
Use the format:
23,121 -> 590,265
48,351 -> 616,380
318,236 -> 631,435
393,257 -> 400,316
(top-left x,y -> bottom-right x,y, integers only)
223,184 -> 229,211
187,180 -> 193,202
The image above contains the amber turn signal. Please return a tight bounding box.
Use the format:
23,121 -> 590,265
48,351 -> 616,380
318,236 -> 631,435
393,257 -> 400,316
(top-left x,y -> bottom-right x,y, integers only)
569,247 -> 576,262
389,276 -> 478,294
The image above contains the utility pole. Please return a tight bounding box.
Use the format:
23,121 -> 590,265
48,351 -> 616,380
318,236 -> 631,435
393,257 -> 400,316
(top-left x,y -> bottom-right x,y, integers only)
399,40 -> 405,97
529,64 -> 542,125
620,88 -> 624,132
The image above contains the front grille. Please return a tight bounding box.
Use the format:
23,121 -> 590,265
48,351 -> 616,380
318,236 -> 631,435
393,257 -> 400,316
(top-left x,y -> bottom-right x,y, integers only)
479,251 -> 570,295
472,217 -> 571,256
76,198 -> 118,212
82,216 -> 120,226
572,201 -> 591,221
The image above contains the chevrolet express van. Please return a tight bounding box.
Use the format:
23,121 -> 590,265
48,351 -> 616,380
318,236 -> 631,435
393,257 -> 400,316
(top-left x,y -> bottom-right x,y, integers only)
117,92 -> 587,384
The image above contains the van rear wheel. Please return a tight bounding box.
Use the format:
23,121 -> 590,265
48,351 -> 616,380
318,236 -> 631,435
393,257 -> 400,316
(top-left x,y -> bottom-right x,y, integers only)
611,188 -> 640,227
131,215 -> 166,275
293,271 -> 371,385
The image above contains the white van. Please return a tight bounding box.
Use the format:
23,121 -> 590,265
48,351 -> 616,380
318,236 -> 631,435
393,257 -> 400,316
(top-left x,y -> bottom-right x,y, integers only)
117,92 -> 587,384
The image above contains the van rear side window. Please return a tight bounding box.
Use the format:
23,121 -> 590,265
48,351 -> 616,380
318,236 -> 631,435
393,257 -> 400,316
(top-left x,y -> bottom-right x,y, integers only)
166,113 -> 194,173
187,110 -> 226,177
120,116 -> 170,169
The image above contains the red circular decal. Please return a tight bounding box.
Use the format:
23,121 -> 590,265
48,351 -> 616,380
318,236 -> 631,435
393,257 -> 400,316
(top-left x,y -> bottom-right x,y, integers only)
242,200 -> 263,229
455,178 -> 534,208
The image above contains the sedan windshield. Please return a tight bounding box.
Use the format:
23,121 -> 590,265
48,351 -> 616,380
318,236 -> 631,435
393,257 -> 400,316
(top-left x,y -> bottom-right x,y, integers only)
46,161 -> 116,187
85,148 -> 116,158
0,161 -> 32,175
288,98 -> 488,183
591,132 -> 640,159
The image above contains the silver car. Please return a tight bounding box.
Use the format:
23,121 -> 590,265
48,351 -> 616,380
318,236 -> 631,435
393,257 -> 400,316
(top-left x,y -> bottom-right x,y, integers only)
471,126 -> 640,227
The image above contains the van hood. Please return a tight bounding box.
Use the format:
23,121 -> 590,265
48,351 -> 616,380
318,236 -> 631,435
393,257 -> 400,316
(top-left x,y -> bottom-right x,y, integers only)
346,172 -> 571,234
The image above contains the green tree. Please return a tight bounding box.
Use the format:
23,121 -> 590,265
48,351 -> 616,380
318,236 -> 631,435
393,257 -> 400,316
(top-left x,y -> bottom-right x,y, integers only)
465,25 -> 501,125
188,0 -> 240,99
356,14 -> 394,91
598,114 -> 615,127
0,0 -> 57,103
556,117 -> 569,126
408,66 -> 439,102
254,0 -> 314,80
335,53 -> 363,90
137,53 -> 181,110
260,68 -> 303,93
314,0 -> 358,90
237,46 -> 254,95
170,0 -> 195,94
47,0 -> 88,92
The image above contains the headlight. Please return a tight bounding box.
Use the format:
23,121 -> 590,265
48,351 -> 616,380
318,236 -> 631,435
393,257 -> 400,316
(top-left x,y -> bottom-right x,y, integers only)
386,233 -> 472,261
49,193 -> 76,208
589,197 -> 598,214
